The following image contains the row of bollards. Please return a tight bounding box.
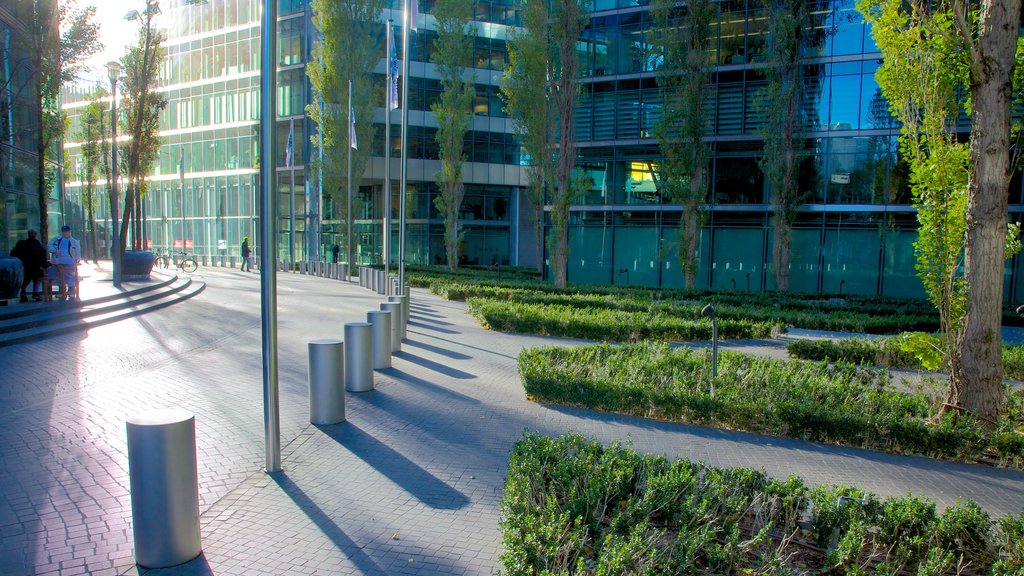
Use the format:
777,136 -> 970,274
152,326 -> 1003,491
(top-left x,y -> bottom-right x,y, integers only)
123,261 -> 409,570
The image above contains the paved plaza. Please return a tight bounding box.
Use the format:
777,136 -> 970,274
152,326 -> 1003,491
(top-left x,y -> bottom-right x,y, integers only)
0,268 -> 1022,575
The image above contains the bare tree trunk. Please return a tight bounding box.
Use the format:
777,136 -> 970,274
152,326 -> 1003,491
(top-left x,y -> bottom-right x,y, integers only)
681,202 -> 698,289
87,202 -> 98,264
956,0 -> 1020,425
774,218 -> 791,292
553,219 -> 569,287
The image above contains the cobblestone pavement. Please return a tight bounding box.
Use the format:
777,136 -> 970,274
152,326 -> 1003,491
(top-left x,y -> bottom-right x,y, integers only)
0,269 -> 1021,576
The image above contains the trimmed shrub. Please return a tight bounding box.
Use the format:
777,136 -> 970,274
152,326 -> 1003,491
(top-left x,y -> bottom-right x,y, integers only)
518,344 -> 1024,469
500,433 -> 1022,575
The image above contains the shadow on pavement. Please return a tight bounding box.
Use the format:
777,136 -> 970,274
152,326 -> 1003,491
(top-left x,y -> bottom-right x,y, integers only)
270,473 -> 389,575
407,320 -> 459,335
140,552 -> 215,575
393,350 -> 476,379
378,367 -> 481,405
402,338 -> 473,360
317,421 -> 471,510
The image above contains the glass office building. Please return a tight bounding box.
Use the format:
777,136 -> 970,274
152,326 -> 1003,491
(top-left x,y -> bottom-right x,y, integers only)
0,0 -> 46,254
61,0 -> 523,268
60,0 -> 1024,300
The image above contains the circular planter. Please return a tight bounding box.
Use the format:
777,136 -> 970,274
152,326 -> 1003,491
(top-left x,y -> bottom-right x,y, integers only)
122,250 -> 155,281
0,256 -> 25,300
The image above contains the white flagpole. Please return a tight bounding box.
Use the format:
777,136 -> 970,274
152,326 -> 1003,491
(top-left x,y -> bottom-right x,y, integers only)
383,21 -> 394,277
318,97 -> 324,262
399,0 -> 412,291
288,116 -> 295,263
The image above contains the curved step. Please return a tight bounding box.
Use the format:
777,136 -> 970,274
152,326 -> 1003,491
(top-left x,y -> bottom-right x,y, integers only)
0,272 -> 178,321
0,276 -> 205,347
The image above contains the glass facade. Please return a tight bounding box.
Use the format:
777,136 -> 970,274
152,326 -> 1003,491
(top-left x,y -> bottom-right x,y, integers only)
0,0 -> 46,254
55,0 -> 1024,300
61,0 -> 520,268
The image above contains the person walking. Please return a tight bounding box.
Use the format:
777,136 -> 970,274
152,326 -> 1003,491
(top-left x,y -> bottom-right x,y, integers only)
47,225 -> 82,301
11,229 -> 48,302
332,243 -> 340,264
240,237 -> 251,272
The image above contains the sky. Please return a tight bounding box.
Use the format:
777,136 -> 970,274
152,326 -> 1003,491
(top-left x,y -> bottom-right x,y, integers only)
75,0 -> 150,85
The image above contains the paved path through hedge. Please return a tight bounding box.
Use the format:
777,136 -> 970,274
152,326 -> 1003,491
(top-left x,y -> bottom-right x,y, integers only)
0,269 -> 1021,576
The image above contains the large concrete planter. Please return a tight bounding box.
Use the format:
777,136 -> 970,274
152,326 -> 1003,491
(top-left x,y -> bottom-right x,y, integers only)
0,256 -> 24,299
123,250 -> 155,281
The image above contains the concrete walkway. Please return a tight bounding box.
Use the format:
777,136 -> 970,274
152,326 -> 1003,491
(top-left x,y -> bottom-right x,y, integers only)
0,269 -> 1021,576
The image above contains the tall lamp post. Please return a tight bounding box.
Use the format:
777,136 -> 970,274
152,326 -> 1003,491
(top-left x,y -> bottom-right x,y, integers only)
106,61 -> 122,288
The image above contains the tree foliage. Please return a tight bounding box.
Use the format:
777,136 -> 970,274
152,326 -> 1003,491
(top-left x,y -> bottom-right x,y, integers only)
502,0 -> 556,274
307,0 -> 385,266
119,0 -> 166,253
756,0 -> 815,292
860,0 -> 1024,424
650,0 -> 714,289
78,88 -> 108,262
431,0 -> 475,272
30,0 -> 100,239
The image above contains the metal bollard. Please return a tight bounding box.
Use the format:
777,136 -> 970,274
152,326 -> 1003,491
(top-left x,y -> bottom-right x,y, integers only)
344,322 -> 374,392
126,409 -> 202,569
367,310 -> 392,369
388,295 -> 408,341
403,284 -> 411,325
378,271 -> 387,295
380,302 -> 402,352
308,339 -> 346,425
358,267 -> 365,287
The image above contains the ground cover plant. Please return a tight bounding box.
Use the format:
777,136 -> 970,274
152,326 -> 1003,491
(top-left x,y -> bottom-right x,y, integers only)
517,344 -> 1024,469
787,337 -> 1024,381
500,433 -> 1024,575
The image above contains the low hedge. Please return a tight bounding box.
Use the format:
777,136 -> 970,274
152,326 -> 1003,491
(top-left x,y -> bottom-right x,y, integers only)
518,344 -> 1024,468
500,433 -> 1024,575
787,337 -> 1024,380
469,299 -> 778,341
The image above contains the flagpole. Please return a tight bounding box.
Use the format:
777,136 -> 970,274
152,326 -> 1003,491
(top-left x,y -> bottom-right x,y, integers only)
288,117 -> 295,263
383,20 -> 394,278
399,0 -> 412,291
318,97 -> 324,262
347,80 -> 354,273
180,147 -> 185,256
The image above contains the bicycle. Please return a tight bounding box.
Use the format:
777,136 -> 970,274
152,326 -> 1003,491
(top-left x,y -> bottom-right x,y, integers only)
154,249 -> 198,273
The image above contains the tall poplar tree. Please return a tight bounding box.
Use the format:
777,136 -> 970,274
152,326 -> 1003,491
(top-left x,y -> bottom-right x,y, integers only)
651,0 -> 714,289
78,89 -> 108,263
431,0 -> 475,271
307,0 -> 386,268
502,0 -> 556,274
757,0 -> 814,293
861,0 -> 1024,424
29,0 -> 99,239
119,0 -> 166,253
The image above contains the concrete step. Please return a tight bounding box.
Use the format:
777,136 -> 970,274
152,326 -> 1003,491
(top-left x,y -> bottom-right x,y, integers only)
0,272 -> 178,321
0,275 -> 205,348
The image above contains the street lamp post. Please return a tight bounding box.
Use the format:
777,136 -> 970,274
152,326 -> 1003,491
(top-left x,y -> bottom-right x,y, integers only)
106,61 -> 122,288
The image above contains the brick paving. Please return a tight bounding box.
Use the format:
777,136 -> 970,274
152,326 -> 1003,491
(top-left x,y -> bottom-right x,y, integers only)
0,268 -> 1021,575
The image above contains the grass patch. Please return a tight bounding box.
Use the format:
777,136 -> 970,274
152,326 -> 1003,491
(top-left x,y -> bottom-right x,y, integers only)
500,433 -> 1024,575
518,344 -> 1024,468
788,337 -> 1024,380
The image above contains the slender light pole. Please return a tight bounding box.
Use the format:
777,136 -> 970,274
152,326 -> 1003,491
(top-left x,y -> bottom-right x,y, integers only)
259,0 -> 281,473
398,0 -> 412,290
347,80 -> 354,273
384,21 -> 394,277
106,61 -> 122,288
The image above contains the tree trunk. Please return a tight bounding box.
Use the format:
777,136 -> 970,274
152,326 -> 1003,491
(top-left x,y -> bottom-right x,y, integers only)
445,189 -> 458,272
533,201 -> 544,274
36,144 -> 48,239
681,201 -> 699,289
956,0 -> 1020,425
774,215 -> 791,292
87,202 -> 98,263
553,218 -> 569,288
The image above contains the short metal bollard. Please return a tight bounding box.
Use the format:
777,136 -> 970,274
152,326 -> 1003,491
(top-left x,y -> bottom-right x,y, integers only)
359,267 -> 365,287
403,284 -> 411,325
344,322 -> 374,392
388,295 -> 408,341
367,310 -> 392,369
380,302 -> 402,352
126,409 -> 202,569
308,339 -> 346,425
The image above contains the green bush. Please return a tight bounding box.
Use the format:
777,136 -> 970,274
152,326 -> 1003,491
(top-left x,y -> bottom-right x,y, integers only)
787,336 -> 1024,380
518,343 -> 1024,469
468,298 -> 777,341
500,433 -> 1022,575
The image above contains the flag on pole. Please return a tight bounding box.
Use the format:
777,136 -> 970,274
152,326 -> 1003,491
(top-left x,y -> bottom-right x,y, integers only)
387,26 -> 399,110
350,103 -> 358,149
285,118 -> 295,167
409,0 -> 418,31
